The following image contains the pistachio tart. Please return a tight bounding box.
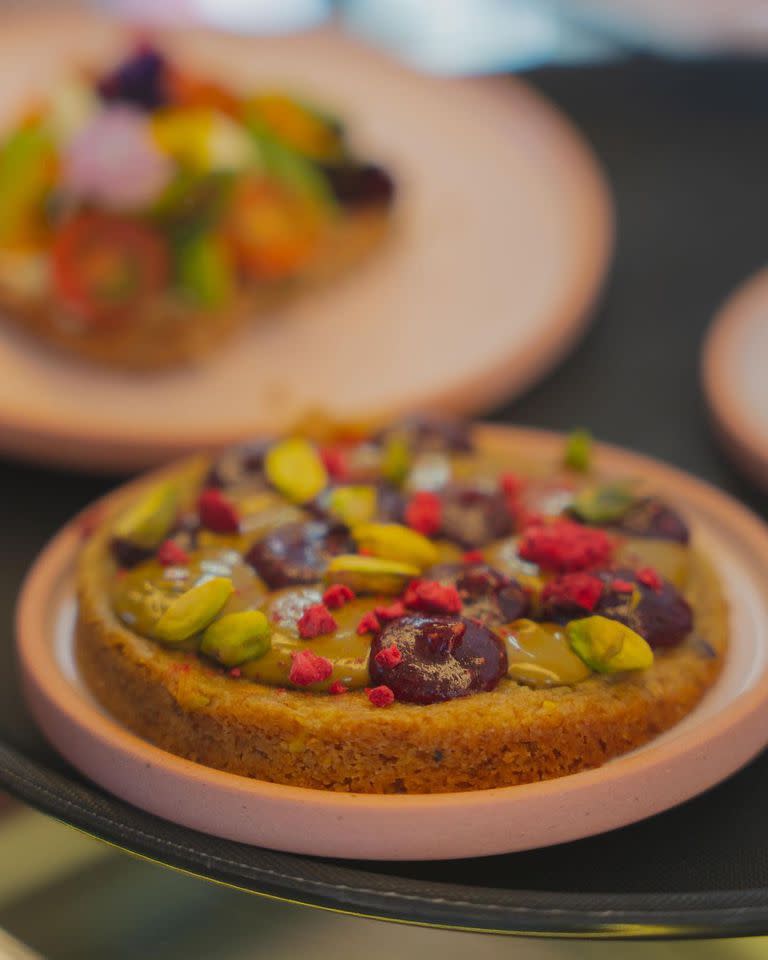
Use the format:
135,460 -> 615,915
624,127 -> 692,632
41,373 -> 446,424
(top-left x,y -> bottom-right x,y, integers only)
76,419 -> 727,793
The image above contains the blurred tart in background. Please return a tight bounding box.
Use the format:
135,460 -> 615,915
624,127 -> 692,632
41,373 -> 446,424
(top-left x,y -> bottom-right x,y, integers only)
0,42 -> 395,370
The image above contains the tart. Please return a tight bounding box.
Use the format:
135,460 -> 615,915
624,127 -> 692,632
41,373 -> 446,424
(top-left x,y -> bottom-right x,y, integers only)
76,420 -> 727,793
0,42 -> 395,370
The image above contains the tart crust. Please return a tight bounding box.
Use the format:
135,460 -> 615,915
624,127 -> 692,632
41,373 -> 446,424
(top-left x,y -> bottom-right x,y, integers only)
75,472 -> 727,794
1,209 -> 390,371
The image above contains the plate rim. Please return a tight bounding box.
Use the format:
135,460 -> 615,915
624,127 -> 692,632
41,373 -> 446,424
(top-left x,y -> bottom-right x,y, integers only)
0,11 -> 613,472
702,266 -> 768,493
15,425 -> 768,860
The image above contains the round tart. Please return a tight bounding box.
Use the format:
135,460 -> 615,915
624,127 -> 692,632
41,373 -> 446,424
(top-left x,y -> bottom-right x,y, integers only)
0,42 -> 395,370
76,419 -> 727,793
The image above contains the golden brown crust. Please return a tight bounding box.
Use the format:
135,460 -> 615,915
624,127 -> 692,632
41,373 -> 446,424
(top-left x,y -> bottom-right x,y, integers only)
75,475 -> 727,794
0,209 -> 391,371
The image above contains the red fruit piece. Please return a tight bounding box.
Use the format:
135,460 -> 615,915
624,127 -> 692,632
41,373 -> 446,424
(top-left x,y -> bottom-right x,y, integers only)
320,446 -> 348,481
611,578 -> 635,593
518,519 -> 614,572
462,550 -> 484,564
374,643 -> 403,668
329,680 -> 348,695
637,567 -> 663,591
357,611 -> 381,635
366,685 -> 395,707
322,583 -> 355,609
500,472 -> 523,497
404,491 -> 442,536
157,539 -> 190,567
289,649 -> 334,686
374,601 -> 406,622
297,603 -> 337,639
198,488 -> 240,534
541,573 -> 604,613
403,579 -> 462,615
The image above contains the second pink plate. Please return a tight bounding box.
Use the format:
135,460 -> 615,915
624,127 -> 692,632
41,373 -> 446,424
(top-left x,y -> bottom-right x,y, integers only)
16,427 -> 768,860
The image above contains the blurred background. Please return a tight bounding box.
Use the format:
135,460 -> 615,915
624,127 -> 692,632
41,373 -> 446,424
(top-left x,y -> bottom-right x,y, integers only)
4,0 -> 768,956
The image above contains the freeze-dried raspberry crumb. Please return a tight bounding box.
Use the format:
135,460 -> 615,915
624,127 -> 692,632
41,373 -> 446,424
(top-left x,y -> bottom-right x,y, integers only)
518,519 -> 613,572
462,549 -> 484,564
500,472 -> 523,497
541,573 -> 603,612
157,539 -> 190,567
229,667 -> 242,678
357,611 -> 381,635
198,488 -> 240,534
297,603 -> 337,639
289,649 -> 334,686
404,491 -> 442,536
611,578 -> 635,593
374,643 -> 403,668
374,601 -> 406,622
637,567 -> 663,591
403,579 -> 462,614
329,680 -> 348,695
319,446 -> 348,481
366,685 -> 395,707
322,583 -> 355,609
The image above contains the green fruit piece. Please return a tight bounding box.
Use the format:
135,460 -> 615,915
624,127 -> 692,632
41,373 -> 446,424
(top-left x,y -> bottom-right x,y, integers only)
201,610 -> 272,666
381,433 -> 411,485
566,615 -> 654,673
564,428 -> 592,472
112,482 -> 179,549
264,438 -> 328,504
0,125 -> 54,246
327,485 -> 377,526
177,232 -> 235,308
325,554 -> 419,595
352,522 -> 438,570
571,484 -> 636,524
153,576 -> 234,644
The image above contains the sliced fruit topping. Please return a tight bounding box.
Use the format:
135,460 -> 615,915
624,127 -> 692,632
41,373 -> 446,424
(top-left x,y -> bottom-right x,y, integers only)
567,616 -> 654,673
200,610 -> 272,666
604,497 -> 690,544
198,488 -> 240,534
501,619 -> 592,688
438,485 -> 514,548
421,562 -> 528,626
246,521 -> 353,589
325,554 -> 420,595
264,438 -> 328,504
153,576 -> 234,643
368,614 -> 507,704
51,212 -> 169,327
351,522 -> 438,569
326,485 -> 378,527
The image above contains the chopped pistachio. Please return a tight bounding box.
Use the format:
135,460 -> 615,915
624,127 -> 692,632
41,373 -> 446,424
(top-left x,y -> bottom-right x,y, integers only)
351,522 -> 438,569
567,615 -> 653,673
201,610 -> 272,666
571,484 -> 635,525
564,429 -> 592,472
112,482 -> 178,549
325,554 -> 419,595
264,437 -> 328,504
153,577 -> 234,644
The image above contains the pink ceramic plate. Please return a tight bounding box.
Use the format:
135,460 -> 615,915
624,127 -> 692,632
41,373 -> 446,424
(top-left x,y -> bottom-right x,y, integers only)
703,268 -> 768,493
16,427 -> 768,860
0,11 -> 611,472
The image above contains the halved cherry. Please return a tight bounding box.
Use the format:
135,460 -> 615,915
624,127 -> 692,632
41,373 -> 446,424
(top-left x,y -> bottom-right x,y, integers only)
52,213 -> 169,327
425,562 -> 528,626
245,521 -> 354,589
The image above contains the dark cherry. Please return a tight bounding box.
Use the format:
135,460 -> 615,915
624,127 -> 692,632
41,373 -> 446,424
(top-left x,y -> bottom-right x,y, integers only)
110,537 -> 153,569
425,562 -> 528,626
205,440 -> 271,489
604,497 -> 689,544
369,615 -> 508,704
538,567 -> 693,648
98,44 -> 168,111
438,486 -> 513,548
375,415 -> 474,455
319,162 -> 395,209
245,521 -> 354,589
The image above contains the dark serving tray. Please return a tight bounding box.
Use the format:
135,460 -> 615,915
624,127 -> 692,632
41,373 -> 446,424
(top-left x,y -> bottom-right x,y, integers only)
4,58 -> 768,938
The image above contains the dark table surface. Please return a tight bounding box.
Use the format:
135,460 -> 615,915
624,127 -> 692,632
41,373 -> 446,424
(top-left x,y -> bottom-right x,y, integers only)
3,56 -> 768,938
